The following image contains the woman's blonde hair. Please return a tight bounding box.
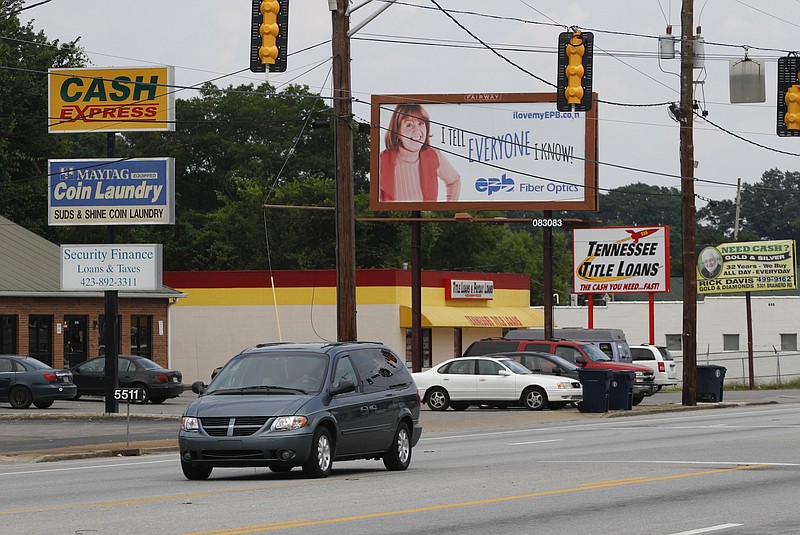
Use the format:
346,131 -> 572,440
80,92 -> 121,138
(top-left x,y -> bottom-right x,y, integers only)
383,103 -> 431,151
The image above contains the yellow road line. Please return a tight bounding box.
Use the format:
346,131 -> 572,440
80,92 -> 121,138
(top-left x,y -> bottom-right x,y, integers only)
181,464 -> 768,535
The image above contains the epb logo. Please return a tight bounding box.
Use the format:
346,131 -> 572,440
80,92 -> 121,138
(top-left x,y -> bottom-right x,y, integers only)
475,174 -> 515,196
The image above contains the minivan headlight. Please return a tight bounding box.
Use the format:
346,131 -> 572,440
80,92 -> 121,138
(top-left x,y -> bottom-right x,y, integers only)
181,416 -> 200,432
271,416 -> 308,431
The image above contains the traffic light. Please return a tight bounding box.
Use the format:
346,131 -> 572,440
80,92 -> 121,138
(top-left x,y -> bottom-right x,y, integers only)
557,30 -> 593,112
777,54 -> 800,136
250,0 -> 289,73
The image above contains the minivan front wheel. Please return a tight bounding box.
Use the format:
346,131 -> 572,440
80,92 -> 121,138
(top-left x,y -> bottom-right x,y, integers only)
383,422 -> 412,471
181,460 -> 212,480
302,428 -> 333,478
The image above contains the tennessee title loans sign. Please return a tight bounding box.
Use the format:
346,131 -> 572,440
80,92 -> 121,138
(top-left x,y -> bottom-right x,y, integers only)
370,93 -> 598,212
48,66 -> 175,133
48,158 -> 175,226
573,226 -> 670,294
697,239 -> 797,294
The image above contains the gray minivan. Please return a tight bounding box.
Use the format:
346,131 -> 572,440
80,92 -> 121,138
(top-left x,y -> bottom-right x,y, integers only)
504,328 -> 632,363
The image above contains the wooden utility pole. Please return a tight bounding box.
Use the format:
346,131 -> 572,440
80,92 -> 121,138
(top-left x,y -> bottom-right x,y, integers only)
331,0 -> 357,341
680,0 -> 697,405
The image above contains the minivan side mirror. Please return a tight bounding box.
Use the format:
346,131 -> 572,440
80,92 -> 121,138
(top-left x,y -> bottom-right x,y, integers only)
330,379 -> 356,396
191,381 -> 207,395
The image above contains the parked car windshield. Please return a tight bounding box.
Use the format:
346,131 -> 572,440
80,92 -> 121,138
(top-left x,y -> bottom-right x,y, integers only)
497,359 -> 532,375
207,352 -> 328,395
582,343 -> 613,362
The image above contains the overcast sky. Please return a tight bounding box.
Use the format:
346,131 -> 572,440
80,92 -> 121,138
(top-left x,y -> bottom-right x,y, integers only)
18,0 -> 800,207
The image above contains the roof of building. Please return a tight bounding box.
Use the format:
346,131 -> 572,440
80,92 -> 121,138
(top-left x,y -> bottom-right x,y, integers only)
0,215 -> 182,298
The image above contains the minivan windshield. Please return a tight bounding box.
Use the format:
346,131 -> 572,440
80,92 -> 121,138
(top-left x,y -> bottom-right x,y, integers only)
208,352 -> 328,395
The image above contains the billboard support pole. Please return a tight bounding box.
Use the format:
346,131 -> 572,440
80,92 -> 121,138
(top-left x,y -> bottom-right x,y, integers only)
746,292 -> 755,389
543,211 -> 554,339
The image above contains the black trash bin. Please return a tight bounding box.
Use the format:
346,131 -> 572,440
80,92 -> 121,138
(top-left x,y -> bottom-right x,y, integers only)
696,365 -> 726,402
577,369 -> 611,413
609,371 -> 635,410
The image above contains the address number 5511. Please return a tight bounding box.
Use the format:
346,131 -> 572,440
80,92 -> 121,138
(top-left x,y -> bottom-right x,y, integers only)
114,388 -> 145,402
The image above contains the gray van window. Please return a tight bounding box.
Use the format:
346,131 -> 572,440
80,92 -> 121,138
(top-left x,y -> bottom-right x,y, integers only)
350,348 -> 411,392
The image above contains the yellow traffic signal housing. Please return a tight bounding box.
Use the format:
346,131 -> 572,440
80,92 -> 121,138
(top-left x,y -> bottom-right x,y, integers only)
259,0 -> 280,66
785,85 -> 800,131
557,31 -> 593,112
250,0 -> 289,73
564,32 -> 585,105
777,54 -> 800,136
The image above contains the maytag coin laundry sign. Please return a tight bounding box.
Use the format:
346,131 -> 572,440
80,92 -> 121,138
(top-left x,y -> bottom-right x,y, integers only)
48,158 -> 175,225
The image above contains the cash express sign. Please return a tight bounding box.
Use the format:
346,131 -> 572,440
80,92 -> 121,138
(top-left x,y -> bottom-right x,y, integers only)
49,66 -> 175,133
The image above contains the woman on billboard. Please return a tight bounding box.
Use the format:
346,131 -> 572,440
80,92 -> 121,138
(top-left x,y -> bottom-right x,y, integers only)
379,103 -> 461,202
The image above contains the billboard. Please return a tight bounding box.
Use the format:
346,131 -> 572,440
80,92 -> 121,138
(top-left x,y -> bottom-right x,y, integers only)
697,240 -> 797,294
572,226 -> 670,294
61,244 -> 163,291
48,158 -> 175,226
369,93 -> 598,212
48,66 -> 175,133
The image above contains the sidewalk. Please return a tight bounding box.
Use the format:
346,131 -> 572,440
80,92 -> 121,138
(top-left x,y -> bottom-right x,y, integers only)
1,390 -> 796,464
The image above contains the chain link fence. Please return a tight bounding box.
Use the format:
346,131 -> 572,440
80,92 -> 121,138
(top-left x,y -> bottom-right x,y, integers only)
674,348 -> 800,387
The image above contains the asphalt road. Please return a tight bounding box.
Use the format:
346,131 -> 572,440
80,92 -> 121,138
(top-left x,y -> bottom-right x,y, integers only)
2,402 -> 800,534
1,389 -> 798,462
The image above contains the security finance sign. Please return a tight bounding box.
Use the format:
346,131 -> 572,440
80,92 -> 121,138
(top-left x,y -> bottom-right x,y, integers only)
48,158 -> 175,226
573,226 -> 670,294
61,244 -> 163,291
369,93 -> 598,212
48,66 -> 175,133
697,240 -> 797,294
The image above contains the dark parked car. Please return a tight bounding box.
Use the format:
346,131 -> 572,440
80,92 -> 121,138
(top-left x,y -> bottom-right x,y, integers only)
179,341 -> 422,480
70,355 -> 183,404
0,355 -> 77,409
483,351 -> 581,381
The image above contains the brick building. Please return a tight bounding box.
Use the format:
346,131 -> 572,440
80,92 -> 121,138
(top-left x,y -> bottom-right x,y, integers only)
0,216 -> 182,369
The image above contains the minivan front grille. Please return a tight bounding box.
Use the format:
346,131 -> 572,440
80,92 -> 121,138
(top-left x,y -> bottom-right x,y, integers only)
200,417 -> 270,437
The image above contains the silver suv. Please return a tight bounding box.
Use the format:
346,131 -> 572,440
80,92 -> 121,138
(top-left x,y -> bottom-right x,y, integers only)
630,345 -> 678,390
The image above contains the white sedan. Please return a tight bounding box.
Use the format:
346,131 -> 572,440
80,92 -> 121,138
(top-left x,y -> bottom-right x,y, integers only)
411,356 -> 583,411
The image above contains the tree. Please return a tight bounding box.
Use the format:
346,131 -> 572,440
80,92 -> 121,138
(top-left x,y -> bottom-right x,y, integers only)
699,169 -> 800,244
0,0 -> 96,238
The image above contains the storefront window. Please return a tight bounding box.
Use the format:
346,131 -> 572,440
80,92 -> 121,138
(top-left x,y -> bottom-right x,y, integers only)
1,315 -> 17,354
405,328 -> 431,369
28,315 -> 53,366
130,315 -> 152,358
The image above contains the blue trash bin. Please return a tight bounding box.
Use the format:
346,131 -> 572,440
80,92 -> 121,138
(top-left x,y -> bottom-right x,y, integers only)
609,371 -> 635,410
577,369 -> 611,413
697,365 -> 726,402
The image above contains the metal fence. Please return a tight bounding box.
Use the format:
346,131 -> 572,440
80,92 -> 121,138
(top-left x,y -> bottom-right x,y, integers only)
674,349 -> 800,387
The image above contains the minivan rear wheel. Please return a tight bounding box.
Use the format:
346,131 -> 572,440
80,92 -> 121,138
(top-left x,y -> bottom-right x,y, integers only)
383,422 -> 412,471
